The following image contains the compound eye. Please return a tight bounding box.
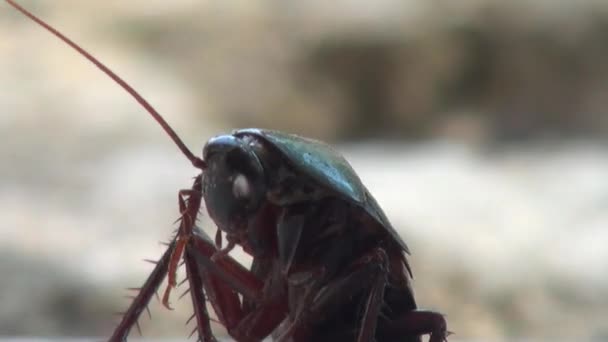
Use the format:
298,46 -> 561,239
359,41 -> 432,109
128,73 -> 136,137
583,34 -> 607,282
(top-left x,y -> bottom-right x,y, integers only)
232,173 -> 252,200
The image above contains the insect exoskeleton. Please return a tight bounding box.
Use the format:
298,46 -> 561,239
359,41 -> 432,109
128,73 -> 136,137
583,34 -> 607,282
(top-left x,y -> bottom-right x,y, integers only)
6,1 -> 449,341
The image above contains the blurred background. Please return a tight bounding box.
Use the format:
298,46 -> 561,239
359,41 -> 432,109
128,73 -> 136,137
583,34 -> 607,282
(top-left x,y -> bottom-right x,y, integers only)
1,0 -> 608,340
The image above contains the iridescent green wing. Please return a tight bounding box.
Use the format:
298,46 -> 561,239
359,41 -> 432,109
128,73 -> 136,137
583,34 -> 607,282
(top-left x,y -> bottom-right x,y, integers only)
236,128 -> 410,254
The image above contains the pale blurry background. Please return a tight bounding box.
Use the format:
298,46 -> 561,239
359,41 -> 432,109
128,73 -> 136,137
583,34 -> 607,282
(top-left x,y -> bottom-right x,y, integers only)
1,0 -> 608,340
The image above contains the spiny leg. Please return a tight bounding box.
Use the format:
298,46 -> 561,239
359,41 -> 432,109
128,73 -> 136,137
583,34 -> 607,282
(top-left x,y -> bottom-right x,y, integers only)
164,175 -> 222,342
183,244 -> 217,342
276,248 -> 392,342
162,176 -> 203,309
108,239 -> 176,342
188,229 -> 289,341
109,176 -> 208,342
188,229 -> 245,330
3,2 -> 213,340
189,229 -> 263,300
355,249 -> 390,342
277,247 -> 448,342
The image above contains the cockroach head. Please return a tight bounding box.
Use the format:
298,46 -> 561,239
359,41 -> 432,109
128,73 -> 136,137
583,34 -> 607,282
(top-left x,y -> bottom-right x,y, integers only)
201,134 -> 266,234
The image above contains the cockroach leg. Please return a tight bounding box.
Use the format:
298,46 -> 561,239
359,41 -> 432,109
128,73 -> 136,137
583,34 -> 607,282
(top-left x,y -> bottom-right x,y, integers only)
161,176 -> 204,310
109,239 -> 177,342
161,237 -> 186,310
384,310 -> 449,342
188,229 -> 263,302
187,229 -> 289,341
183,244 -> 218,342
355,249 -> 390,342
210,239 -> 236,261
275,248 -> 391,342
214,228 -> 223,249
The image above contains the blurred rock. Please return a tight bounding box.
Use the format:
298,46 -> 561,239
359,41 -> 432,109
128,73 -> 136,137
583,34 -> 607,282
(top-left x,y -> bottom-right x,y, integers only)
0,249 -> 115,336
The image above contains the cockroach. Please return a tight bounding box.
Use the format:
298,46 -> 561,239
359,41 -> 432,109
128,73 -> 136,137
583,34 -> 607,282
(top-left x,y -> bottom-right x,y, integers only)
6,1 -> 449,341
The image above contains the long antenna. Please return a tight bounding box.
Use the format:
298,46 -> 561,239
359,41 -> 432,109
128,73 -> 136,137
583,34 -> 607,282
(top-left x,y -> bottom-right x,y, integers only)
6,0 -> 206,169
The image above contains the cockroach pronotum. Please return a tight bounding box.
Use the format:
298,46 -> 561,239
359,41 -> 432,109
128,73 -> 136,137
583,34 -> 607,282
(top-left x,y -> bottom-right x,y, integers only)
6,1 -> 449,341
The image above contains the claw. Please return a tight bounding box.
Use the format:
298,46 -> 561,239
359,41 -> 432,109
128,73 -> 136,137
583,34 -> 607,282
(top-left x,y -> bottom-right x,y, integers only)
211,239 -> 235,261
214,229 -> 223,249
161,235 -> 188,310
161,285 -> 174,310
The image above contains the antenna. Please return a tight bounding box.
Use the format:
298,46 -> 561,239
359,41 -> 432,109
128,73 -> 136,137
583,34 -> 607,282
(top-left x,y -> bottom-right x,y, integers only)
6,0 -> 206,169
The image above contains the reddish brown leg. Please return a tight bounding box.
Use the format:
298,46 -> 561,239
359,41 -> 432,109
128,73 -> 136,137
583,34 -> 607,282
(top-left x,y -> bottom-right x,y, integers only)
187,229 -> 289,341
352,252 -> 449,342
161,185 -> 203,309
355,249 -> 390,342
183,245 -> 217,342
109,176 -> 216,342
275,248 -> 401,342
108,239 -> 176,342
189,230 -> 263,300
384,310 -> 449,342
170,175 -> 220,342
278,246 -> 448,342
